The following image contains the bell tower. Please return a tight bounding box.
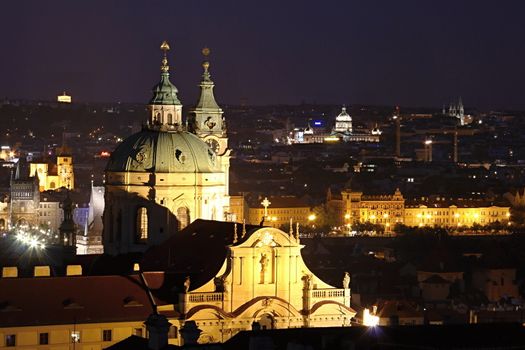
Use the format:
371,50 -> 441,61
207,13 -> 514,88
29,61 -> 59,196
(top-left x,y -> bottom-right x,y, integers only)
190,48 -> 228,155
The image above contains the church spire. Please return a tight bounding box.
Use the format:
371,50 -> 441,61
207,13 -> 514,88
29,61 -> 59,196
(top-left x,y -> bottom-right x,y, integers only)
148,41 -> 183,129
190,47 -> 229,157
195,47 -> 220,110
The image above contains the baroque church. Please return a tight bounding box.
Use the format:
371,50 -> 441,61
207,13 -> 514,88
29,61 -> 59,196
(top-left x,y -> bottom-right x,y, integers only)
103,42 -> 230,255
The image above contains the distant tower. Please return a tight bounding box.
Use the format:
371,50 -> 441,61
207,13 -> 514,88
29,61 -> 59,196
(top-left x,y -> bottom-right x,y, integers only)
59,191 -> 76,248
393,106 -> 401,158
10,158 -> 40,227
56,140 -> 74,190
457,97 -> 465,125
424,139 -> 433,162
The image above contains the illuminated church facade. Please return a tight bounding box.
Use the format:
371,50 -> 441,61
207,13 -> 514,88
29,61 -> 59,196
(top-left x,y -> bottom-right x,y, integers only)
103,43 -> 230,255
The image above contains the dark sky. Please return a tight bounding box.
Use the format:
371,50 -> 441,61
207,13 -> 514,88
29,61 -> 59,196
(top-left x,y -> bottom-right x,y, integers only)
1,1 -> 525,109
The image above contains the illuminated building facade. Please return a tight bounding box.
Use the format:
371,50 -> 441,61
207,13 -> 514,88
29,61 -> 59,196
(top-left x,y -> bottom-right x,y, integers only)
332,189 -> 510,231
103,43 -> 230,255
291,106 -> 380,144
142,221 -> 356,343
339,189 -> 405,232
247,196 -> 311,228
404,204 -> 510,228
29,150 -> 74,191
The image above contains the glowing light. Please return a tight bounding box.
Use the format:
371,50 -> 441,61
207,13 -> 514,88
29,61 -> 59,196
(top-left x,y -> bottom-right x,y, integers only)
308,214 -> 316,222
363,308 -> 379,327
344,213 -> 351,220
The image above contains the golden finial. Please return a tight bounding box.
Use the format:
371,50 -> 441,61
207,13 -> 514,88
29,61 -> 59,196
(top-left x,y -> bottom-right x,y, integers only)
201,47 -> 211,80
161,40 -> 170,53
160,40 -> 170,73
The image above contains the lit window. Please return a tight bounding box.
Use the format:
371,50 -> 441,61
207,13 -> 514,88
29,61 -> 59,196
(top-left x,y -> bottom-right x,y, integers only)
71,331 -> 80,343
102,330 -> 112,342
136,207 -> 148,242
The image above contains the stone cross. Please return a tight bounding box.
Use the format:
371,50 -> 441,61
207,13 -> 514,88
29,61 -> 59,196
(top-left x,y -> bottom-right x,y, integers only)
261,197 -> 271,218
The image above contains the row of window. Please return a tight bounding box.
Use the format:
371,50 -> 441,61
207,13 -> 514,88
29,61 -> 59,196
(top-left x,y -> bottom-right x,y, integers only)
4,330 -> 113,347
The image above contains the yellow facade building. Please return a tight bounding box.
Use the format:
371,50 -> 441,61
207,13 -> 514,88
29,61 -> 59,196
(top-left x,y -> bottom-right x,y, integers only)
331,189 -> 510,231
30,153 -> 74,192
246,196 -> 311,228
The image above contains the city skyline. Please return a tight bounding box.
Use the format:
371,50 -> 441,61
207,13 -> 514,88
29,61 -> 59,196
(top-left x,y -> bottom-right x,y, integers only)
1,1 -> 525,109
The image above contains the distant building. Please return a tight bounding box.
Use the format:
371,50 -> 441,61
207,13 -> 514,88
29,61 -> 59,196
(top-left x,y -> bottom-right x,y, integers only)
29,146 -> 74,191
247,195 -> 311,228
57,91 -> 72,103
76,184 -> 104,255
0,160 -> 65,233
329,189 -> 510,232
291,106 -> 380,144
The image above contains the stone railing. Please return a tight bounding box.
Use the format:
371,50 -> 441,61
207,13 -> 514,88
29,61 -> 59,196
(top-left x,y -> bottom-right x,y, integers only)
187,292 -> 224,303
308,288 -> 350,307
180,292 -> 224,314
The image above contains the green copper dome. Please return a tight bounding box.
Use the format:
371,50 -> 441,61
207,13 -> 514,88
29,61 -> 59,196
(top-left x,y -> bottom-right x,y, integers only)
149,72 -> 181,105
106,130 -> 220,173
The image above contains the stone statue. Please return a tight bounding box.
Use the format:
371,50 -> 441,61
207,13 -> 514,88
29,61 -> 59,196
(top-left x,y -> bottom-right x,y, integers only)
259,253 -> 268,284
184,276 -> 191,293
302,274 -> 313,290
343,272 -> 351,289
214,277 -> 224,292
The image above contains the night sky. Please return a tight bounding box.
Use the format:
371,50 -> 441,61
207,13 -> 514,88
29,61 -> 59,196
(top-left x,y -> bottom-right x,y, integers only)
1,1 -> 525,109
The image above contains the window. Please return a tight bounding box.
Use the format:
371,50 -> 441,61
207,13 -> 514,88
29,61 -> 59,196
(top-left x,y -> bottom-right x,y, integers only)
39,332 -> 49,345
71,331 -> 80,343
133,328 -> 143,337
168,326 -> 178,339
5,335 -> 15,347
177,207 -> 190,230
136,207 -> 148,242
103,330 -> 112,342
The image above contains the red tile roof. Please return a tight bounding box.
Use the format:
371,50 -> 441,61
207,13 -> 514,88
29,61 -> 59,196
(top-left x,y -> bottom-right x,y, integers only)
0,272 -> 176,327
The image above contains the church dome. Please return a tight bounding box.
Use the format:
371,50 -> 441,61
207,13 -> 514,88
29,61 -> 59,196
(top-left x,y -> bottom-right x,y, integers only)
336,106 -> 352,122
106,129 -> 220,173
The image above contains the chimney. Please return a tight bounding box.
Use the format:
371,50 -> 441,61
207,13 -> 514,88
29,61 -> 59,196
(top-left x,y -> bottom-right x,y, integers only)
2,266 -> 18,278
145,313 -> 171,350
34,266 -> 51,277
179,321 -> 202,346
66,265 -> 82,276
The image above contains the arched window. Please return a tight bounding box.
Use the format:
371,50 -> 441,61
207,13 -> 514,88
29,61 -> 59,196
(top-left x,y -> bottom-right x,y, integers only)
136,207 -> 148,242
167,113 -> 173,124
154,112 -> 161,124
177,207 -> 190,230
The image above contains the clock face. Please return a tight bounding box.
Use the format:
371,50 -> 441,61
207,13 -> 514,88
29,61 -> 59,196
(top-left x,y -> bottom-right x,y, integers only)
206,138 -> 220,153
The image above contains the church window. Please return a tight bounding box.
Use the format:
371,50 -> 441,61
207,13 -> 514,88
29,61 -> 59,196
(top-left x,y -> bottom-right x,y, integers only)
102,330 -> 112,342
177,207 -> 190,230
167,113 -> 173,124
136,207 -> 148,242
